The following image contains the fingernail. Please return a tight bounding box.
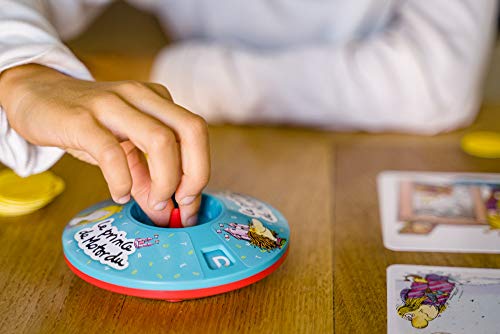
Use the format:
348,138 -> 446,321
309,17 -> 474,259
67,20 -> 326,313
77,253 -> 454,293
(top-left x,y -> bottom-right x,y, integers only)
116,194 -> 130,204
153,201 -> 168,211
185,215 -> 198,227
180,195 -> 196,206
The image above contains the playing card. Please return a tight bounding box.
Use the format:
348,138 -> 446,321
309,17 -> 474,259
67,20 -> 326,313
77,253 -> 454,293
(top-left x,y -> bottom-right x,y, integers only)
377,171 -> 500,253
387,265 -> 500,334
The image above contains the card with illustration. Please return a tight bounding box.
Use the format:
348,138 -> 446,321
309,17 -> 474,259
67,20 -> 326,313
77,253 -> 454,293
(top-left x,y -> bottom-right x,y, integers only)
387,265 -> 500,334
378,171 -> 500,253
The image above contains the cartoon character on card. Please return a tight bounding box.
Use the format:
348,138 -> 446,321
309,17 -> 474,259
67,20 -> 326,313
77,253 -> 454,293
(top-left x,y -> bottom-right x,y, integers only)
69,204 -> 123,226
485,186 -> 500,229
397,274 -> 456,329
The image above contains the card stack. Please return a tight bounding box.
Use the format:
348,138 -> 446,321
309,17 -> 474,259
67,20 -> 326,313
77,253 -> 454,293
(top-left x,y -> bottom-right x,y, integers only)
378,171 -> 500,334
0,169 -> 65,217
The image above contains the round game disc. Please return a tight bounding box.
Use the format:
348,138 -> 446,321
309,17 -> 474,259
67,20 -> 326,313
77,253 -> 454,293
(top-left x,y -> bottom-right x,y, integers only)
461,131 -> 500,158
0,169 -> 65,216
62,192 -> 289,301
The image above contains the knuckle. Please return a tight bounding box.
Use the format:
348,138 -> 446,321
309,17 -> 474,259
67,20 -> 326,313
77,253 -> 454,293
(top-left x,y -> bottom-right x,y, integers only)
72,110 -> 96,128
90,91 -> 121,109
95,143 -> 132,195
185,114 -> 208,138
97,142 -> 123,165
149,127 -> 176,151
117,80 -> 146,93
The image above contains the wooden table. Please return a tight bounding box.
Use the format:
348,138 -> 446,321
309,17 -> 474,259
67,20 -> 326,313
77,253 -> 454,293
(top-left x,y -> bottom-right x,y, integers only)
0,3 -> 499,333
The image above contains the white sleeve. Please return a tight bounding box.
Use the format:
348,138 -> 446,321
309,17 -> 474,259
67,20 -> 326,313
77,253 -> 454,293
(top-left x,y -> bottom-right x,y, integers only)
152,0 -> 498,135
0,0 -> 95,176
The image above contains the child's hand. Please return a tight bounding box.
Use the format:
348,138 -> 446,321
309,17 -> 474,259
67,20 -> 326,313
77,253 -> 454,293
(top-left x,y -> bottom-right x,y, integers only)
0,64 -> 210,226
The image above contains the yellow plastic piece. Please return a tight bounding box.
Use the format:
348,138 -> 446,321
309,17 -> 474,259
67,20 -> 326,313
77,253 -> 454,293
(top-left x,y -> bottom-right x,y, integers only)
0,169 -> 65,217
461,131 -> 500,159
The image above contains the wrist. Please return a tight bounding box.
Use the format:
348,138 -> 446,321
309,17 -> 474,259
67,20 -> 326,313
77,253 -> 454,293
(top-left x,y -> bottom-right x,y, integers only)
0,67 -> 18,107
0,65 -> 35,108
0,64 -> 64,119
0,64 -> 62,101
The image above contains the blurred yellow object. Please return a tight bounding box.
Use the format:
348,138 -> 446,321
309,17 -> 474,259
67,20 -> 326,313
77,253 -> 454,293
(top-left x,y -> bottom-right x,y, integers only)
461,131 -> 500,158
0,169 -> 65,217
488,214 -> 500,229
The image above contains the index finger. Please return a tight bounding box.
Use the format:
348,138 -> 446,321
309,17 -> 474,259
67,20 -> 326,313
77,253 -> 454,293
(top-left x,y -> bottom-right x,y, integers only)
115,83 -> 211,203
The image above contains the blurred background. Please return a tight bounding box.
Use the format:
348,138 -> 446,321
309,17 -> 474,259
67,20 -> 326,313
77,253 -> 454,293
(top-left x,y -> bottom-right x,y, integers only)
66,1 -> 500,132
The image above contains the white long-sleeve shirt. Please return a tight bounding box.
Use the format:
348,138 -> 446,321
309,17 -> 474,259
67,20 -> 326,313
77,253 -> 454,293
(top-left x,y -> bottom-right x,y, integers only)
0,0 -> 498,176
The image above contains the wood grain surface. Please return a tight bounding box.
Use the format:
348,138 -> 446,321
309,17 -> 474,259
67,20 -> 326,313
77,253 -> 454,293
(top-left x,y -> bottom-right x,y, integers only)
0,3 -> 499,333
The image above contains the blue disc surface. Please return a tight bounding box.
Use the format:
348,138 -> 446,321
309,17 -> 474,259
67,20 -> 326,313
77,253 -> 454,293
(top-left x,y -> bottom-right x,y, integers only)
62,192 -> 289,291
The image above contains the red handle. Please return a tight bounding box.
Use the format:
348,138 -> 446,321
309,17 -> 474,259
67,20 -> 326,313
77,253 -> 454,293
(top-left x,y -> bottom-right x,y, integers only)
169,208 -> 182,228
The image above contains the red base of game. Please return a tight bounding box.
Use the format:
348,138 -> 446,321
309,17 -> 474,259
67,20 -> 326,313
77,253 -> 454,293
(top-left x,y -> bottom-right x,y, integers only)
64,247 -> 289,302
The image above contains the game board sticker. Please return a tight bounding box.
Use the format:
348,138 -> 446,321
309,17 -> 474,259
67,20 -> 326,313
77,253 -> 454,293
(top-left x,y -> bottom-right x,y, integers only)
387,265 -> 500,334
69,217 -> 204,281
74,218 -> 135,270
69,202 -> 123,227
222,192 -> 278,223
213,218 -> 287,267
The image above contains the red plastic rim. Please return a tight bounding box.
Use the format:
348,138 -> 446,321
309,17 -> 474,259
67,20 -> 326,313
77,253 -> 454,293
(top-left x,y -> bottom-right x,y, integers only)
64,246 -> 289,301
